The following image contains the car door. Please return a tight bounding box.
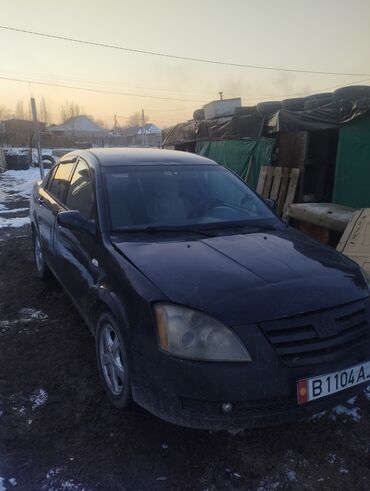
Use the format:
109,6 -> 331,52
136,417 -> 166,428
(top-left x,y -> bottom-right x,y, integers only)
37,160 -> 76,266
54,158 -> 100,315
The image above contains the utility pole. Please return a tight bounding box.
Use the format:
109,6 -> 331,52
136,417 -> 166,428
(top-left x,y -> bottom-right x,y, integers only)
30,97 -> 44,179
219,91 -> 223,100
141,108 -> 146,147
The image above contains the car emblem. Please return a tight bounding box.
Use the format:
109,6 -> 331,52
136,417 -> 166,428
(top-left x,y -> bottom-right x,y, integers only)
315,313 -> 338,339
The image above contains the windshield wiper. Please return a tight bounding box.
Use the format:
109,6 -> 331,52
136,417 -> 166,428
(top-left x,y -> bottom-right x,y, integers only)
199,220 -> 277,232
111,221 -> 278,235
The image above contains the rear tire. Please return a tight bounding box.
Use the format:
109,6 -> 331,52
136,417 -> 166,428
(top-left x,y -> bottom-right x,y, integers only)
96,312 -> 133,410
33,230 -> 50,280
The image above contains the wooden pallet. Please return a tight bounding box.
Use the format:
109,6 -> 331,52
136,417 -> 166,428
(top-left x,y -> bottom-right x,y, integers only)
337,208 -> 370,275
256,166 -> 300,221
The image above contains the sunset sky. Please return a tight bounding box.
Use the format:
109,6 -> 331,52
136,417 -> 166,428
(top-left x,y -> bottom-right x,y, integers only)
1,0 -> 370,128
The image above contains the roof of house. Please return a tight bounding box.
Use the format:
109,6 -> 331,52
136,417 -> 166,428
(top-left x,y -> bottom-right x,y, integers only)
50,115 -> 105,133
119,123 -> 161,136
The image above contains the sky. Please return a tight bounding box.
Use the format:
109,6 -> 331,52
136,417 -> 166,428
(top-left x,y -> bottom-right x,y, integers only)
1,0 -> 370,128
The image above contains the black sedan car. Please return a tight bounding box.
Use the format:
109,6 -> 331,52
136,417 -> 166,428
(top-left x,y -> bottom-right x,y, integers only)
30,148 -> 370,429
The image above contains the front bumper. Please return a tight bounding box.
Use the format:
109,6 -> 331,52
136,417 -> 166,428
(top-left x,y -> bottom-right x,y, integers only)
131,345 -> 370,430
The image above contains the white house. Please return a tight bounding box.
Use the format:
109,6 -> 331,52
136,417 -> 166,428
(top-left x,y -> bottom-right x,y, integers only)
49,115 -> 105,138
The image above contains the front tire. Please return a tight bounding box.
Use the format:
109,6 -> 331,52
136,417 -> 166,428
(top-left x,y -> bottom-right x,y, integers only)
96,313 -> 132,409
33,230 -> 50,280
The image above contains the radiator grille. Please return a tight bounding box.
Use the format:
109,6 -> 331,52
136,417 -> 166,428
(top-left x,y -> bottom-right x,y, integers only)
260,299 -> 370,367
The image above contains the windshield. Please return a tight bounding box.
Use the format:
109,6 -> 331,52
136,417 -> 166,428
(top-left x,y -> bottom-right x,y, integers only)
104,164 -> 275,231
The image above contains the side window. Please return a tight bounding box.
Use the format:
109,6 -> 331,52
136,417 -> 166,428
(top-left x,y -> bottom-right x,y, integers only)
43,165 -> 57,189
65,160 -> 94,219
48,162 -> 75,204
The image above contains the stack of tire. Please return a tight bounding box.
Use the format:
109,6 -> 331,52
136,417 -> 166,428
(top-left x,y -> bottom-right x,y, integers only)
256,101 -> 282,116
193,108 -> 205,121
281,98 -> 306,111
5,154 -> 30,170
333,85 -> 370,101
304,93 -> 333,110
234,106 -> 258,116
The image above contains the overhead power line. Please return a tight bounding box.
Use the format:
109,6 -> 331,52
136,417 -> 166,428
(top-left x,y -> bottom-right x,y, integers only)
1,25 -> 370,77
0,74 -> 207,103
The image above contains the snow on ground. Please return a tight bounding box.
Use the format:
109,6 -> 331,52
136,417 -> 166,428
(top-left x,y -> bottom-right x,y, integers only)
0,167 -> 48,228
18,308 -> 48,322
331,404 -> 361,422
41,467 -> 85,491
0,216 -> 29,228
1,167 -> 45,200
30,389 -> 48,410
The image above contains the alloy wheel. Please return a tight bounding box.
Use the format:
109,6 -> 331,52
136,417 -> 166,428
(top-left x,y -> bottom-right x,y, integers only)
99,324 -> 125,396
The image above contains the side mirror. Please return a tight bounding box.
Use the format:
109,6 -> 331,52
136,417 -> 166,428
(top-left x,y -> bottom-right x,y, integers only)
57,210 -> 96,235
264,198 -> 278,212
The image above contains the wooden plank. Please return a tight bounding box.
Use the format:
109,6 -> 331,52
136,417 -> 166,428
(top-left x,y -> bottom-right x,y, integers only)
337,208 -> 370,275
263,168 -> 274,198
256,166 -> 268,195
282,168 -> 300,222
337,209 -> 362,252
270,167 -> 282,201
277,167 -> 290,216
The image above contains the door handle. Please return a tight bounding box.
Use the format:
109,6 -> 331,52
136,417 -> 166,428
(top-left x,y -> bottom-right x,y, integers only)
38,197 -> 45,206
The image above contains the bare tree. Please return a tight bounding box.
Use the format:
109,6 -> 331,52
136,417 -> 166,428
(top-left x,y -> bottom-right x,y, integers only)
127,111 -> 148,127
0,105 -> 11,121
60,100 -> 83,123
39,97 -> 50,124
15,99 -> 25,119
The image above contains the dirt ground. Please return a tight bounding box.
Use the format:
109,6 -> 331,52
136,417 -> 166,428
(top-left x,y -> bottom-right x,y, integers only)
1,196 -> 370,490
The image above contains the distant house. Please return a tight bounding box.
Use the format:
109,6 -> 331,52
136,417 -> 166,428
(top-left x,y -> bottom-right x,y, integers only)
118,123 -> 161,147
49,115 -> 105,138
3,119 -> 46,137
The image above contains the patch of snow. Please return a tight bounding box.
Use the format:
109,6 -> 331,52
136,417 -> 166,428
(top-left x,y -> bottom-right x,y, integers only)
257,478 -> 280,490
30,388 -> 48,410
328,453 -> 336,464
331,404 -> 361,422
156,476 -> 167,481
41,467 -> 86,491
8,479 -> 17,487
347,396 -> 357,405
2,168 -> 45,199
0,477 -> 6,491
287,470 -> 297,481
339,467 -> 349,474
0,216 -> 29,228
0,207 -> 29,214
227,429 -> 244,435
364,386 -> 370,400
309,410 -> 327,421
161,443 -> 168,449
18,309 -> 48,322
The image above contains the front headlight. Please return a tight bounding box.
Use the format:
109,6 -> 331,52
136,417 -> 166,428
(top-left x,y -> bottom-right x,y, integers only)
154,303 -> 252,362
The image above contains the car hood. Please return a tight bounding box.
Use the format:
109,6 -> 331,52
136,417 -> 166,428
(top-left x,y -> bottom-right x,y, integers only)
112,229 -> 368,326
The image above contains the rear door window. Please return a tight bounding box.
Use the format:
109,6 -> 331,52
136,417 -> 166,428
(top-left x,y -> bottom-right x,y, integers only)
48,162 -> 75,204
65,160 -> 94,219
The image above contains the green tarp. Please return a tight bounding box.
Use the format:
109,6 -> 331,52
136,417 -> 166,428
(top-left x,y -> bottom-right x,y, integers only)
334,114 -> 370,208
195,138 -> 275,189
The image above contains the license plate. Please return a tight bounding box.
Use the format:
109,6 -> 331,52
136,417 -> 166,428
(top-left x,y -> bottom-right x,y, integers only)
297,361 -> 370,404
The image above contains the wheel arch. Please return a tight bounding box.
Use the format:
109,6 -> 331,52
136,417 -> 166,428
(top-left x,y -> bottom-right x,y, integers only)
92,287 -> 131,336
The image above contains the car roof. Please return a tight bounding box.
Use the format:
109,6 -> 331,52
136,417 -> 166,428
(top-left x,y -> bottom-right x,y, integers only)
71,148 -> 219,167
